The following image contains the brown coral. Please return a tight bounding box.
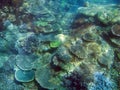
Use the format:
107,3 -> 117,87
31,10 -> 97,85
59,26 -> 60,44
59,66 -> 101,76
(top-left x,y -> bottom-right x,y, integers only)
111,24 -> 120,37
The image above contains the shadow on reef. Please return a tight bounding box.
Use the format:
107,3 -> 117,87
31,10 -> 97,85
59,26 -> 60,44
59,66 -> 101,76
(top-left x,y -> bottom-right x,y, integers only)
0,0 -> 23,8
62,70 -> 88,90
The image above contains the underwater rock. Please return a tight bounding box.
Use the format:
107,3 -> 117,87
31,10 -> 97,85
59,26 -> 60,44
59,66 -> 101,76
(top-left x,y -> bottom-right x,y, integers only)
15,69 -> 35,82
16,55 -> 36,70
89,72 -> 116,90
35,66 -> 58,89
111,24 -> 120,37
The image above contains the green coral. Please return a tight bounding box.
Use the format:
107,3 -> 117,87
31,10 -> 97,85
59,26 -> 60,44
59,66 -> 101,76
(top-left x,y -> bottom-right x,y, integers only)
35,21 -> 48,27
50,40 -> 61,48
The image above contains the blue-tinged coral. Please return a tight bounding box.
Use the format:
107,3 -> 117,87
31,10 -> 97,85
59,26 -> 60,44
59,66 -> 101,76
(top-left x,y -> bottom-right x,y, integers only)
35,66 -> 59,90
0,38 -> 10,52
15,32 -> 39,54
15,55 -> 37,71
0,73 -> 24,90
0,56 -> 24,90
0,53 -> 10,68
15,69 -> 35,83
89,72 -> 117,90
0,23 -> 18,53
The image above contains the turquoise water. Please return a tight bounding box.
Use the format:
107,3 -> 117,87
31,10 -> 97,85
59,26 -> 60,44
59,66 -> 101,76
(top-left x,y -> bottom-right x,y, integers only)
0,0 -> 120,90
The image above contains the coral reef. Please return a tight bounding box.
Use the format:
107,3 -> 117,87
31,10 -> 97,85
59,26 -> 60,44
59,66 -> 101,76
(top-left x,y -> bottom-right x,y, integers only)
0,0 -> 119,90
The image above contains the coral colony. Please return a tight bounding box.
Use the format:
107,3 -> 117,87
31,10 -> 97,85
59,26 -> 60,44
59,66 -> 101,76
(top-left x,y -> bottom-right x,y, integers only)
0,0 -> 120,90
